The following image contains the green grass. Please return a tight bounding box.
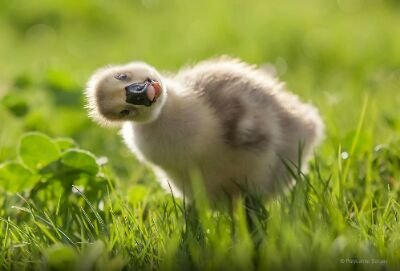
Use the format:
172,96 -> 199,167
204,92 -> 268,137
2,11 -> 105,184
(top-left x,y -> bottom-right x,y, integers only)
1,0 -> 400,270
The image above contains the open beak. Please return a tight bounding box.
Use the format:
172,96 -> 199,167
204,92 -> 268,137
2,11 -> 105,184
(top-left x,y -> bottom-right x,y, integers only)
146,80 -> 161,103
125,80 -> 161,107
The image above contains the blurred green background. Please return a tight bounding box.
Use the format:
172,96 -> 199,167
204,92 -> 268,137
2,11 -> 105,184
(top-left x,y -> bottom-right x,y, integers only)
1,0 -> 399,183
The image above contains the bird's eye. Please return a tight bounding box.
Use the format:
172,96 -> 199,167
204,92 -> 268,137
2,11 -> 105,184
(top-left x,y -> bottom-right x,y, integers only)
145,78 -> 152,83
114,73 -> 128,81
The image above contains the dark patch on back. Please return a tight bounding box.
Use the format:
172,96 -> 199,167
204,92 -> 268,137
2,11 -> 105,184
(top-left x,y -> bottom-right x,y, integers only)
194,76 -> 270,151
221,96 -> 245,146
236,125 -> 270,150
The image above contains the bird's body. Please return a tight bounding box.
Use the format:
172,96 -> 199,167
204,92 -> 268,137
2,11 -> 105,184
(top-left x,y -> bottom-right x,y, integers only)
86,57 -> 324,201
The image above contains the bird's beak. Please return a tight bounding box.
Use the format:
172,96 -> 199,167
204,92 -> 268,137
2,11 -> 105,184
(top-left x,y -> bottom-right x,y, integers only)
125,80 -> 162,107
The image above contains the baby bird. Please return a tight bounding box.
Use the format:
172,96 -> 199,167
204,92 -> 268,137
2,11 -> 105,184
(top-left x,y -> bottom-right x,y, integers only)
85,57 -> 324,201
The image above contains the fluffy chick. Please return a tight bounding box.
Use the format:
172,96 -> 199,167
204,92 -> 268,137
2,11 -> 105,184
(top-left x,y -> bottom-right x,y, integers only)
85,57 -> 324,201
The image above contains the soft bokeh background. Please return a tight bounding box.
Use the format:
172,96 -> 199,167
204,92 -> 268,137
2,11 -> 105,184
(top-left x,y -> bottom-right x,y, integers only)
1,0 -> 399,182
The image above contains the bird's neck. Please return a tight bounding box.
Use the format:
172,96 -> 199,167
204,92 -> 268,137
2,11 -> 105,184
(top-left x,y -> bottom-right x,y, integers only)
134,81 -> 187,131
128,81 -> 199,165
152,80 -> 186,121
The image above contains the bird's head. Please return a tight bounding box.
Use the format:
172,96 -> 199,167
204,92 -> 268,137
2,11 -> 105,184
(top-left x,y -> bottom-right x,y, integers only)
85,62 -> 167,125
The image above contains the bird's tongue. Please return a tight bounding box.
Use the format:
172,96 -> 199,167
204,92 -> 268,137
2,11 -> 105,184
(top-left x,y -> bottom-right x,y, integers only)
146,84 -> 156,102
145,81 -> 161,102
151,81 -> 161,101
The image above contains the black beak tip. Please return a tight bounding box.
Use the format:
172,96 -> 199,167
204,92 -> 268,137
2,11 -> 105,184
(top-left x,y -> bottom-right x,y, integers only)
125,83 -> 152,107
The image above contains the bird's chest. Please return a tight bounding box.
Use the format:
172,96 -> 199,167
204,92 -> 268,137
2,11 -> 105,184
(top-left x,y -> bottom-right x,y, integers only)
124,122 -> 198,170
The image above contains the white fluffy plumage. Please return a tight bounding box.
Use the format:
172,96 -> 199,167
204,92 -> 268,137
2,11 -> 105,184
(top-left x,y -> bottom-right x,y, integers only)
85,57 -> 324,201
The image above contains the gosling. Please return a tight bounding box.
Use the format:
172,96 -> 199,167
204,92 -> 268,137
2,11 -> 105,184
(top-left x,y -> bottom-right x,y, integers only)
85,57 -> 324,201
